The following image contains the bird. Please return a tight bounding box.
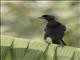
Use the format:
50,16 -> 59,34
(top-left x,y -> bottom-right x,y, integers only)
39,15 -> 66,46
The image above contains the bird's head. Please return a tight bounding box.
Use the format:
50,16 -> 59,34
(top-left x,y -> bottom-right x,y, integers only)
39,15 -> 55,21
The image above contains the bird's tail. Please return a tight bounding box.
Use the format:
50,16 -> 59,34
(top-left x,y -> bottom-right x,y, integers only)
61,40 -> 66,45
60,40 -> 66,47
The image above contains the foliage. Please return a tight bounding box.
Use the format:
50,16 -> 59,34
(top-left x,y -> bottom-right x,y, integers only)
1,1 -> 80,47
1,35 -> 80,60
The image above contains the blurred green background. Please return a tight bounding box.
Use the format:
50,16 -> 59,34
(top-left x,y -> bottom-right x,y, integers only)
1,1 -> 80,48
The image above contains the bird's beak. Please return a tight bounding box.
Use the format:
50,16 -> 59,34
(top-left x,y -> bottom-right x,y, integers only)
38,17 -> 43,19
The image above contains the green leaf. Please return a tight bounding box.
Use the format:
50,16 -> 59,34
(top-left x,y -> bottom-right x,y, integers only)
1,36 -> 13,60
56,46 -> 75,60
45,44 -> 58,60
23,40 -> 48,60
11,38 -> 29,60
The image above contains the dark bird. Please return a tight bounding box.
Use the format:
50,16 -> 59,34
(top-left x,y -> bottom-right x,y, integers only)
39,15 -> 66,46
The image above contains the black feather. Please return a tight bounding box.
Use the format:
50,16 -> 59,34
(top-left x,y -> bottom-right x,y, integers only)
40,15 -> 66,46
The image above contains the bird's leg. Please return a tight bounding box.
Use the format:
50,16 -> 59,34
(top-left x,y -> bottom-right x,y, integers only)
60,40 -> 64,47
44,33 -> 48,40
44,34 -> 50,44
